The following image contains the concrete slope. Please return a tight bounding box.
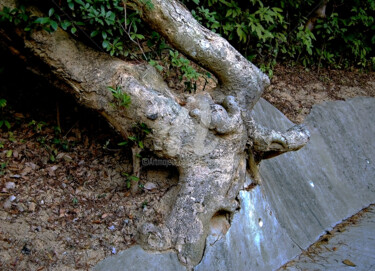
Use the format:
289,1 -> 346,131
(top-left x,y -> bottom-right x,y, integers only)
94,97 -> 375,271
282,205 -> 375,271
196,97 -> 375,271
94,245 -> 186,271
195,185 -> 302,271
259,97 -> 375,249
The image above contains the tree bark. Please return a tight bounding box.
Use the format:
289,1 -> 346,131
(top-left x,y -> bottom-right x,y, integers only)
0,0 -> 309,268
137,0 -> 269,110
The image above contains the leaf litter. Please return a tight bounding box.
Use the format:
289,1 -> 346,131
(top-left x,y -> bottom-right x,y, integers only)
0,89 -> 178,270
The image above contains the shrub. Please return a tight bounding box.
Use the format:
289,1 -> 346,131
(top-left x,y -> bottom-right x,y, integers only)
1,0 -> 374,76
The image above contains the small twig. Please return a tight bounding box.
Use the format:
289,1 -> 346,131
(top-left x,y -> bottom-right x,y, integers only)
63,120 -> 79,138
121,0 -> 148,60
123,0 -> 127,30
317,43 -> 325,74
0,193 -> 11,196
202,77 -> 208,92
130,145 -> 141,195
103,147 -> 123,152
136,39 -> 148,60
56,101 -> 61,132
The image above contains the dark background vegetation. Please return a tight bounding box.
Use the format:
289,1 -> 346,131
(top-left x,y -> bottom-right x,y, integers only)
1,0 -> 374,79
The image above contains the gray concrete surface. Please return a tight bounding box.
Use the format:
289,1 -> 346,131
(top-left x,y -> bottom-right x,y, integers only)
94,97 -> 375,271
195,97 -> 375,271
195,186 -> 302,271
93,245 -> 186,271
258,97 -> 375,250
281,205 -> 375,271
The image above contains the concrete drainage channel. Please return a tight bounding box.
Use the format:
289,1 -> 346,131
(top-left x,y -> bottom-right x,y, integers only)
94,97 -> 375,271
280,204 -> 375,270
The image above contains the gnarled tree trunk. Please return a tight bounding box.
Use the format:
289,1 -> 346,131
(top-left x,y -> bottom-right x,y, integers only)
0,0 -> 309,268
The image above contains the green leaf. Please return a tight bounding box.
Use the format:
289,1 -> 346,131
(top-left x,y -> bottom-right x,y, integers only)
107,86 -> 116,93
34,17 -> 50,24
4,121 -> 10,129
0,99 -> 6,108
48,8 -> 54,17
272,7 -> 283,13
102,40 -> 109,48
6,150 -> 12,158
129,176 -> 139,181
71,27 -> 77,34
236,26 -> 246,42
118,141 -> 128,146
138,141 -> 144,149
75,0 -> 85,6
61,21 -> 71,30
68,1 -> 74,9
50,20 -> 58,31
90,30 -> 99,37
128,136 -> 137,141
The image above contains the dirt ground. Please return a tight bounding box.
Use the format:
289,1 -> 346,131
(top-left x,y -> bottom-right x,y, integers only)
0,60 -> 374,270
264,65 -> 375,123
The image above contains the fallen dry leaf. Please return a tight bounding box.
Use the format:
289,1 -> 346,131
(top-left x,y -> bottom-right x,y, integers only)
21,166 -> 33,176
47,165 -> 59,176
59,208 -> 66,217
28,202 -> 36,212
342,259 -> 356,267
14,112 -> 25,119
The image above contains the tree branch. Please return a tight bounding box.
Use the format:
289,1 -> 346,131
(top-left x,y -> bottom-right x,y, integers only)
137,0 -> 270,109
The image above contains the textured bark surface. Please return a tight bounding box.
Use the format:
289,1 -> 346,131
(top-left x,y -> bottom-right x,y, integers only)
0,0 -> 309,268
138,0 -> 269,110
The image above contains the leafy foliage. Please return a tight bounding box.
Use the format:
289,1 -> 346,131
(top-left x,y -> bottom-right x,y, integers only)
1,0 -> 374,77
184,0 -> 375,73
0,99 -> 10,129
108,86 -> 131,108
0,99 -> 6,108
121,172 -> 139,189
128,122 -> 151,150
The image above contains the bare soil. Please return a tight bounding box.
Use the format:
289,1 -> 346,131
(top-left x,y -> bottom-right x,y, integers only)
0,58 -> 179,270
0,61 -> 374,270
264,65 -> 375,123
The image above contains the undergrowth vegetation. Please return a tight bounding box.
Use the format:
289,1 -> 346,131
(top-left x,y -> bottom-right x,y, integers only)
1,0 -> 374,80
186,0 -> 375,75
